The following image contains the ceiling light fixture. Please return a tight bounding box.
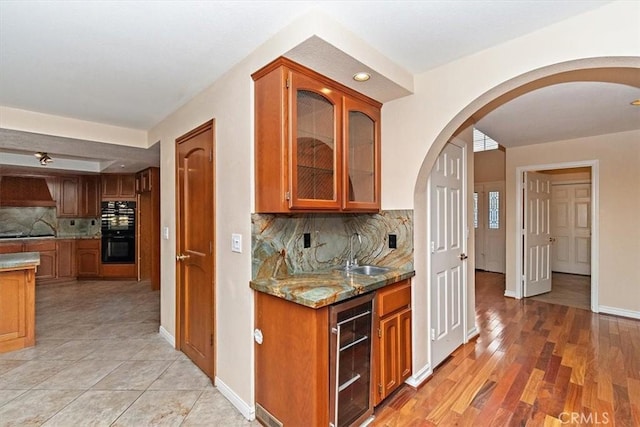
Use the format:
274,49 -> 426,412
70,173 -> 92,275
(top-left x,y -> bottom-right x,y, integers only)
352,72 -> 371,82
631,99 -> 640,106
34,152 -> 53,166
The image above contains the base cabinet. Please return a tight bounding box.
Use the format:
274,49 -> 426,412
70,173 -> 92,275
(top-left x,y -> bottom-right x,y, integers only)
23,241 -> 56,280
374,279 -> 412,406
0,267 -> 36,353
76,239 -> 101,278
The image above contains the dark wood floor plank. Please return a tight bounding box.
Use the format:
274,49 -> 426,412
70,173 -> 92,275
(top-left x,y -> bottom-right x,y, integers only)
372,272 -> 640,426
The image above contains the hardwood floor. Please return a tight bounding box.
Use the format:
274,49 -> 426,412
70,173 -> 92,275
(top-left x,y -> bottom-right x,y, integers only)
530,273 -> 590,311
372,271 -> 640,426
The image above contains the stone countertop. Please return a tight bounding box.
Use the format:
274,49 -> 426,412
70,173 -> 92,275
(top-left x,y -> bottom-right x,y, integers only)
250,266 -> 415,309
0,252 -> 40,271
0,235 -> 100,242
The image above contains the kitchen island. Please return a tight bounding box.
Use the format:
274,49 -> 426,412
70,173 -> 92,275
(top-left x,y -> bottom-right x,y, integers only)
0,252 -> 39,353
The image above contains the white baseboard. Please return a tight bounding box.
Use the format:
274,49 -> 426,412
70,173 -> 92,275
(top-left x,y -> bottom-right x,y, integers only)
158,326 -> 175,347
466,325 -> 479,341
215,377 -> 255,421
504,289 -> 517,298
405,363 -> 432,388
599,305 -> 640,320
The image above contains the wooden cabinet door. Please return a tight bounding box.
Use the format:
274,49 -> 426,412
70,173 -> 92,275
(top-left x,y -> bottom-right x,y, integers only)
119,174 -> 136,198
0,269 -> 35,352
398,307 -> 412,382
23,241 -> 56,280
56,240 -> 76,279
289,70 -> 342,210
342,97 -> 381,211
58,176 -> 79,217
378,315 -> 399,402
102,175 -> 120,198
80,175 -> 100,217
76,239 -> 101,277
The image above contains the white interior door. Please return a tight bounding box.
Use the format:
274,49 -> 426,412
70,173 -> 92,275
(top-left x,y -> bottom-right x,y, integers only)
551,183 -> 591,275
430,142 -> 466,368
524,171 -> 552,297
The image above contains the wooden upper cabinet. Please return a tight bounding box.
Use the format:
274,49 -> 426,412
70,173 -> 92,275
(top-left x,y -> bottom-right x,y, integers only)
79,175 -> 100,217
57,176 -> 79,217
102,174 -> 136,200
252,57 -> 381,213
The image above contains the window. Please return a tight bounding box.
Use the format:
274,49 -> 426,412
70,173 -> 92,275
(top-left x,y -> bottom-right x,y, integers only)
473,192 -> 478,228
488,191 -> 500,229
473,128 -> 499,152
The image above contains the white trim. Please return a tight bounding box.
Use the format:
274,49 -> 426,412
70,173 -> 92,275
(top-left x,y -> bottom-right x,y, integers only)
215,376 -> 256,421
466,325 -> 479,341
514,160 -> 599,312
405,363 -> 432,388
504,289 -> 517,298
599,306 -> 640,320
158,326 -> 175,347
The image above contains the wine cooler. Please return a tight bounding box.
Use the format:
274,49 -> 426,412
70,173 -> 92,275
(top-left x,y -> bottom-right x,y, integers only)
329,293 -> 375,427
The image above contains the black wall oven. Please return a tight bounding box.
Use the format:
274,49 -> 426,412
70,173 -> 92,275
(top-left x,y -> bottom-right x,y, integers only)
101,201 -> 136,264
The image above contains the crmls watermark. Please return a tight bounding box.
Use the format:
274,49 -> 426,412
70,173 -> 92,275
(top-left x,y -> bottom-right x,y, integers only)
559,411 -> 610,425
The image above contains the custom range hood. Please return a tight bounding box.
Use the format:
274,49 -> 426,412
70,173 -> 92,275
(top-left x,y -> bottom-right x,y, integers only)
0,176 -> 56,207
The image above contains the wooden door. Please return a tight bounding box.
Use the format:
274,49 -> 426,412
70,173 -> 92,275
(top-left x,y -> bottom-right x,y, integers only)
524,171 -> 552,297
176,120 -> 215,379
551,183 -> 591,275
429,141 -> 466,369
398,307 -> 412,382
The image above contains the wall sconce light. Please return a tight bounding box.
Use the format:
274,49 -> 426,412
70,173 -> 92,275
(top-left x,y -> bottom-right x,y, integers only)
34,152 -> 53,166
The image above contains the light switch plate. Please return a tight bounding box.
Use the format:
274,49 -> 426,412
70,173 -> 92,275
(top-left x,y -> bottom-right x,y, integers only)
163,227 -> 170,240
231,233 -> 242,253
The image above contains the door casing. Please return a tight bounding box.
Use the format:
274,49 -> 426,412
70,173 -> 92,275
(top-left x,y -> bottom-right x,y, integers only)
514,160 -> 599,312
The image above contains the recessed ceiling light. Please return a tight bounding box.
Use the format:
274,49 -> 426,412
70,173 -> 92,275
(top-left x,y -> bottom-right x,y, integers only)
353,72 -> 371,82
631,99 -> 640,106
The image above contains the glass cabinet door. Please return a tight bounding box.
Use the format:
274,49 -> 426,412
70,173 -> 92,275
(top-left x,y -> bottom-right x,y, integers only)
343,97 -> 380,211
289,72 -> 342,209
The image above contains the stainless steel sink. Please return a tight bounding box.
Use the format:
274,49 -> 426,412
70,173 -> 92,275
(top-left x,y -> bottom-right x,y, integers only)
346,265 -> 391,276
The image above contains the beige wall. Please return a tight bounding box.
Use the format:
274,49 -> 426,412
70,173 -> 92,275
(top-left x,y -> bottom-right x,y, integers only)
505,130 -> 640,314
474,149 -> 505,182
2,0 -> 637,417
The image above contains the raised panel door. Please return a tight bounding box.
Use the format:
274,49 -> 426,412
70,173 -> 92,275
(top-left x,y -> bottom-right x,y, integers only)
56,240 -> 76,278
80,175 -> 100,217
378,315 -> 399,402
119,174 -> 136,198
289,71 -> 342,210
58,176 -> 79,217
101,175 -> 120,198
77,245 -> 100,278
398,308 -> 412,382
343,97 -> 380,211
24,241 -> 56,280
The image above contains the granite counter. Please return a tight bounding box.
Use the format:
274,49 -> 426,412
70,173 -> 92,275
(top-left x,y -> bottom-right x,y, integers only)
250,266 -> 415,308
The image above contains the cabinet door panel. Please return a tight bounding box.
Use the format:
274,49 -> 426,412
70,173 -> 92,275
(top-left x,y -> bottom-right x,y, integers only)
56,240 -> 76,278
343,97 -> 380,211
119,174 -> 136,198
58,176 -> 79,217
379,315 -> 399,400
289,71 -> 342,210
399,308 -> 412,381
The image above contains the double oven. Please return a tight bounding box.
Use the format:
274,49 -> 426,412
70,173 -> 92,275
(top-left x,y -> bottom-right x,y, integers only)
101,201 -> 135,264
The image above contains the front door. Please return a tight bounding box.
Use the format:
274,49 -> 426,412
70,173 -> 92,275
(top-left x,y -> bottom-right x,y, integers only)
176,120 -> 216,379
523,171 -> 552,297
551,182 -> 591,275
430,141 -> 466,368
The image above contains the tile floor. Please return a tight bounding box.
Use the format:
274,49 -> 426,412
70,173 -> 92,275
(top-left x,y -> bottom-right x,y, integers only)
0,279 -> 257,426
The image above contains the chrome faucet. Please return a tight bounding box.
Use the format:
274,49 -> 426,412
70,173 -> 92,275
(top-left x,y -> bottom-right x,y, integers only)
346,232 -> 362,269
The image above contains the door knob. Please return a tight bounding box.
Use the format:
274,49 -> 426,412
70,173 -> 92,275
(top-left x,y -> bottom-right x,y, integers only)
176,253 -> 190,261
459,253 -> 468,261
548,237 -> 556,243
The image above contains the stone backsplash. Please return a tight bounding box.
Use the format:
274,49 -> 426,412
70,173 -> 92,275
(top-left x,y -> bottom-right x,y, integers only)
252,210 -> 413,279
0,207 -> 100,238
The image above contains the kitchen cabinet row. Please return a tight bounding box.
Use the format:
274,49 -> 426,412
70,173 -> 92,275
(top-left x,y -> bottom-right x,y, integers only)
0,238 -> 101,281
255,278 -> 412,426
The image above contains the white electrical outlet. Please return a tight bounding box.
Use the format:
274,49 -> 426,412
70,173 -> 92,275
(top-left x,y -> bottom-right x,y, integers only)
231,233 -> 242,253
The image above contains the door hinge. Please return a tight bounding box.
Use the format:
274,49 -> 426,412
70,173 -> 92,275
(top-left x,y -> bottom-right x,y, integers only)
378,328 -> 382,338
285,78 -> 290,89
285,191 -> 291,201
431,328 -> 435,341
378,384 -> 383,395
